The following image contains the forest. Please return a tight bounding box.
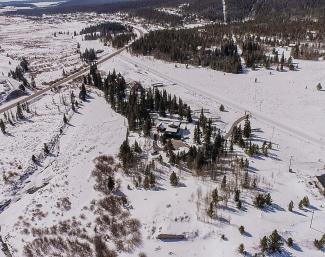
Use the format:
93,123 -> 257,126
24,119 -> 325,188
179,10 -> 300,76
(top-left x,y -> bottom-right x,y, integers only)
130,28 -> 242,74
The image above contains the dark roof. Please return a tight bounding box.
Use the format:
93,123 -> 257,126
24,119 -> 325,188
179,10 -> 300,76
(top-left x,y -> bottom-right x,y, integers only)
316,174 -> 325,187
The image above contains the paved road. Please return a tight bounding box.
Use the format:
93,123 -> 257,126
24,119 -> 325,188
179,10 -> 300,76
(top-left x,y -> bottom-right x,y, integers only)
0,47 -> 127,114
224,114 -> 249,140
0,27 -> 146,115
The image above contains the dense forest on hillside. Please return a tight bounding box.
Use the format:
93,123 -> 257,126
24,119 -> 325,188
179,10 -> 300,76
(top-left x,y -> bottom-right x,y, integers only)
130,28 -> 242,73
129,8 -> 183,27
10,0 -> 325,24
80,21 -> 129,35
80,21 -> 135,48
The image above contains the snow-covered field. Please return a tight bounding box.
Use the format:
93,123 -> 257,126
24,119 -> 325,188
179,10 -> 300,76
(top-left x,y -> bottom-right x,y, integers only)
0,13 -> 325,257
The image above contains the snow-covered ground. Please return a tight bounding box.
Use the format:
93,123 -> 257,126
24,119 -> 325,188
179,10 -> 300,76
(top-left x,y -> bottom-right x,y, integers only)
0,12 -> 325,257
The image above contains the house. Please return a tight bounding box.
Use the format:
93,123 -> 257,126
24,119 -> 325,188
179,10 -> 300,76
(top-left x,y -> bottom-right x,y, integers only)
165,121 -> 181,139
316,174 -> 325,195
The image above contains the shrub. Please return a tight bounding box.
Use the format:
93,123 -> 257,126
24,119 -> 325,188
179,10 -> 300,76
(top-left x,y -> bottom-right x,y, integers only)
238,243 -> 245,254
239,226 -> 245,234
170,171 -> 178,186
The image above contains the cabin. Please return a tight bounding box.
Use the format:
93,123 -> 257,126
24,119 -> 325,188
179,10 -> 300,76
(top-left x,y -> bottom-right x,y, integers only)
165,122 -> 181,139
316,174 -> 325,195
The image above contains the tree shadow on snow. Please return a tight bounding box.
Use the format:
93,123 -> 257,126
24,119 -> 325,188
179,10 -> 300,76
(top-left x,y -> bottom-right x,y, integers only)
291,210 -> 307,217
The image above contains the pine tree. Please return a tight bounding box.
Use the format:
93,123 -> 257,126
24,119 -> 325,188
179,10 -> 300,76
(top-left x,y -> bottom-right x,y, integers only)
186,106 -> 192,123
149,172 -> 155,187
107,176 -> 115,192
268,229 -> 283,253
212,187 -> 219,204
234,189 -> 240,202
219,104 -> 225,112
0,119 -> 5,134
287,237 -> 293,247
43,143 -> 49,154
221,175 -> 227,190
170,171 -> 178,186
260,236 -> 268,252
207,201 -> 214,218
143,117 -> 152,137
302,196 -> 310,207
79,84 -> 87,101
193,122 -> 201,144
239,226 -> 245,234
243,118 -> 251,138
238,244 -> 245,254
236,199 -> 242,209
119,138 -> 134,169
16,102 -> 24,119
133,140 -> 142,154
288,201 -> 294,212
143,175 -> 150,190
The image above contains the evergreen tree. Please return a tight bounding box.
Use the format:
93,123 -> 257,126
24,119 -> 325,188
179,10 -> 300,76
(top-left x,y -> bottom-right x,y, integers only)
186,106 -> 192,123
133,140 -> 142,154
149,172 -> 155,187
221,175 -> 227,190
43,143 -> 49,154
170,171 -> 178,186
212,187 -> 219,204
243,118 -> 251,138
194,122 -> 201,145
238,244 -> 245,254
236,199 -> 242,209
107,176 -> 115,192
119,138 -> 134,170
260,236 -> 268,252
287,238 -> 293,247
0,119 -> 5,134
234,189 -> 240,202
288,201 -> 294,212
16,102 -> 24,119
268,230 -> 283,253
79,84 -> 87,101
143,175 -> 150,190
143,117 -> 152,137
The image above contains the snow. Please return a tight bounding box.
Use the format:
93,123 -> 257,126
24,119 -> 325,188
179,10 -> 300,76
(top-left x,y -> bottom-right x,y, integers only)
0,12 -> 325,257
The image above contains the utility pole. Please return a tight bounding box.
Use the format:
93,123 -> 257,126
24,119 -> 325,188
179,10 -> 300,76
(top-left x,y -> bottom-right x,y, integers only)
289,155 -> 293,172
310,210 -> 314,228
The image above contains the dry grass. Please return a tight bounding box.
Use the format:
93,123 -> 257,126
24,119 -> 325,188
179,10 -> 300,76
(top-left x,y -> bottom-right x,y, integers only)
22,155 -> 141,257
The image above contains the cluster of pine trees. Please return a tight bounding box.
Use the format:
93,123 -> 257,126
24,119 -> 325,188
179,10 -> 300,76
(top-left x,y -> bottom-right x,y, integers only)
129,8 -> 183,27
81,48 -> 97,63
83,67 -> 192,134
80,22 -> 129,38
112,32 -> 136,48
131,28 -> 242,73
80,21 -> 134,48
9,57 -> 30,88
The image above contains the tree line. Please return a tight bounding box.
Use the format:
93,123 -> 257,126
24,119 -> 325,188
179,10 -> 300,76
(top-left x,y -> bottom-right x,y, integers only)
131,28 -> 242,74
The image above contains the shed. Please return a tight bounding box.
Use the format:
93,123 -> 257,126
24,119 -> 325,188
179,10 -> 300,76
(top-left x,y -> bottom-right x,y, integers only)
157,234 -> 186,241
316,174 -> 325,195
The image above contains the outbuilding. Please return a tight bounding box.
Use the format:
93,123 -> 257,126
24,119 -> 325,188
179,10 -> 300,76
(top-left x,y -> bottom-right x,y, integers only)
316,174 -> 325,195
